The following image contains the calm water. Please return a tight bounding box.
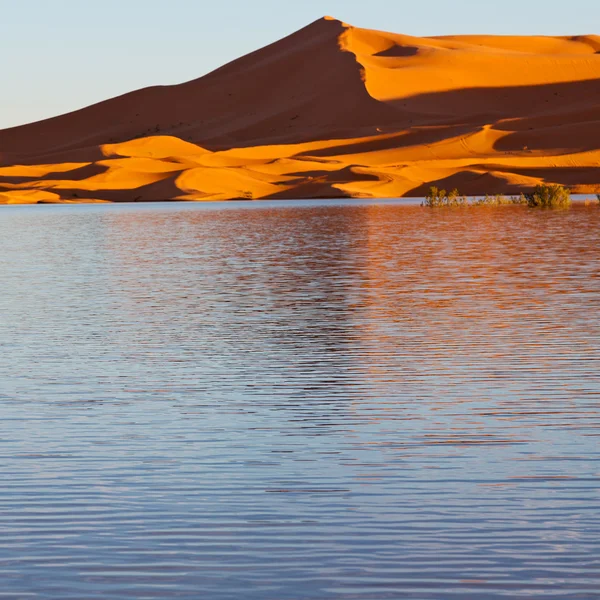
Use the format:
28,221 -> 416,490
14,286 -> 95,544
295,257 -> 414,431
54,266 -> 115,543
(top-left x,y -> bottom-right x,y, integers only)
0,200 -> 599,599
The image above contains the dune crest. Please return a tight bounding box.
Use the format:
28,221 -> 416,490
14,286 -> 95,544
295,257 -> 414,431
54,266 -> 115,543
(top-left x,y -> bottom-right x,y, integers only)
1,17 -> 599,203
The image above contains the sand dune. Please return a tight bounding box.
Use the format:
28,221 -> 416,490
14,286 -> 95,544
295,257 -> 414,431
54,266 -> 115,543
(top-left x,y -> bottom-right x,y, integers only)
1,16 -> 599,203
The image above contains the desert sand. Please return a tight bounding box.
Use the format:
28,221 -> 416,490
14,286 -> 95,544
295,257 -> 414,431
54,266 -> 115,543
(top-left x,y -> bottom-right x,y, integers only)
1,16 -> 599,203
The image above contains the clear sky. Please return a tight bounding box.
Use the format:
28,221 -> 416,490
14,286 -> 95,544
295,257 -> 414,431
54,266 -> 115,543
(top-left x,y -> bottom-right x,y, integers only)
1,0 -> 597,129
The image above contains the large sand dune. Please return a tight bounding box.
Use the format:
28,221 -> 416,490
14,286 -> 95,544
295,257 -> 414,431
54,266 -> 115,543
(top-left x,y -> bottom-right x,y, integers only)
1,16 -> 599,203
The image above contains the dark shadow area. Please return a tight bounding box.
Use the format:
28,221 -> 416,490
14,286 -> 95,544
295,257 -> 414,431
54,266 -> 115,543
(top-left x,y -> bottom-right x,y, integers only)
481,165 -> 600,186
264,166 -> 379,200
390,77 -> 600,123
493,117 -> 600,153
405,171 -> 514,197
405,164 -> 600,197
297,124 -> 476,158
375,45 -> 419,57
86,175 -> 184,203
32,174 -> 183,203
215,77 -> 600,152
0,163 -> 108,186
283,166 -> 380,182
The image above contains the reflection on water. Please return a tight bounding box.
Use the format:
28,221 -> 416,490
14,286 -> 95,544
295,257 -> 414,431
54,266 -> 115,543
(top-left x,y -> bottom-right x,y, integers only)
0,201 -> 599,599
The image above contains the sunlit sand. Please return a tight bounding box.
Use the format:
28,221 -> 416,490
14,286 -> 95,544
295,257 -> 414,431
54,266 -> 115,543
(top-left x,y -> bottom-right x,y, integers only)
1,17 -> 599,203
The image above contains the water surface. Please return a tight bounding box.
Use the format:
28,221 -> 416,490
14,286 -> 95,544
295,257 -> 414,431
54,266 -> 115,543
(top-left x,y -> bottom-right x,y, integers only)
0,200 -> 599,599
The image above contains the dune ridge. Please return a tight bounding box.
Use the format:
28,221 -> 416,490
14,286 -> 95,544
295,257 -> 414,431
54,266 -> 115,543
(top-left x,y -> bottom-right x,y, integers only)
1,17 -> 599,203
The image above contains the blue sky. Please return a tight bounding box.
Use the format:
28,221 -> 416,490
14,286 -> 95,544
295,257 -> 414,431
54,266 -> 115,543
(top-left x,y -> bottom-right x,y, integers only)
1,0 -> 597,129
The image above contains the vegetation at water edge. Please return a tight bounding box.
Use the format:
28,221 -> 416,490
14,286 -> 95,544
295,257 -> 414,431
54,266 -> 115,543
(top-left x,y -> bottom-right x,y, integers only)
524,184 -> 571,208
423,185 -> 573,208
423,188 -> 525,208
422,187 -> 468,207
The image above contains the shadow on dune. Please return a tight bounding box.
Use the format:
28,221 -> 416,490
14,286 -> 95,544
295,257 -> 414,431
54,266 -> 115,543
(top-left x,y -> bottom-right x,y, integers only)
291,77 -> 600,160
297,124 -> 476,158
493,117 -> 600,153
404,165 -> 600,197
405,172 -> 525,197
384,78 -> 600,159
389,77 -> 600,121
0,163 -> 107,186
75,175 -> 184,203
375,46 -> 419,57
480,166 -> 600,186
264,166 -> 381,200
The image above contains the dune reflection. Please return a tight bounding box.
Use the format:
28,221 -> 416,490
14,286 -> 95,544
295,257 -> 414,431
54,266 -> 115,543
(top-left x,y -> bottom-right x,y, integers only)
0,202 -> 599,599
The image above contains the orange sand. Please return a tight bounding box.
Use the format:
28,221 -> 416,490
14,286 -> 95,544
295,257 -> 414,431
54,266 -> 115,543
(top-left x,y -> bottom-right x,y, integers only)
1,17 -> 599,203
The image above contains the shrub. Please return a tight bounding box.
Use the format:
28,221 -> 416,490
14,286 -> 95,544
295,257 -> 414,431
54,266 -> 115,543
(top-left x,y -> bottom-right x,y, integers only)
524,184 -> 571,208
423,187 -> 467,207
596,194 -> 600,204
473,194 -> 527,206
423,188 -> 527,208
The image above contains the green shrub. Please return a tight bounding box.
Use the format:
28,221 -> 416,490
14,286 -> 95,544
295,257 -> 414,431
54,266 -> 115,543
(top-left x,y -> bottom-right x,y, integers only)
524,184 -> 571,208
422,186 -> 574,209
423,188 -> 528,208
423,187 -> 467,207
473,194 -> 527,206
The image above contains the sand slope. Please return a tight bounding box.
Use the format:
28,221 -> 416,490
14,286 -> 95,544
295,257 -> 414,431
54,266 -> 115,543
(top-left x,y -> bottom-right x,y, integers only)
1,16 -> 599,203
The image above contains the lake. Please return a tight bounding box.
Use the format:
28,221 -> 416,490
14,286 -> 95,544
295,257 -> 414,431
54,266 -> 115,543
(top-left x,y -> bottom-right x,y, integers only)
0,200 -> 599,599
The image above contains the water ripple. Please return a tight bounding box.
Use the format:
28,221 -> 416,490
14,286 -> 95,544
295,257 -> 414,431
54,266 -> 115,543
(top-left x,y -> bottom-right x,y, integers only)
0,201 -> 599,599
